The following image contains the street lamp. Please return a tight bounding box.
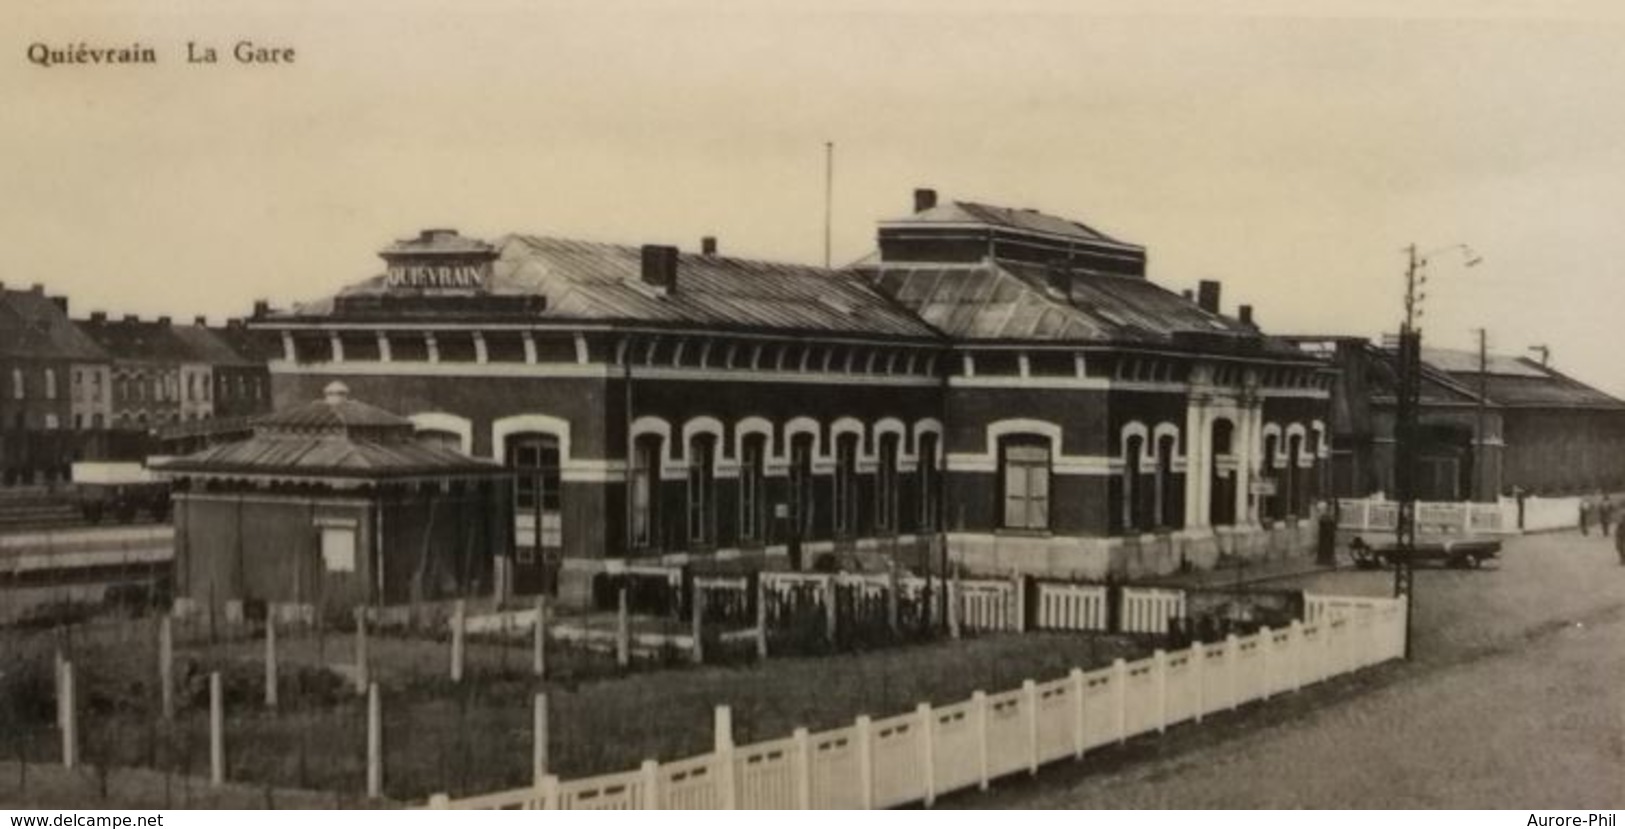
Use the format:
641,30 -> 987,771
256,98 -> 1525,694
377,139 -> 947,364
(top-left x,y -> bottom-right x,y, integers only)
1394,243 -> 1480,659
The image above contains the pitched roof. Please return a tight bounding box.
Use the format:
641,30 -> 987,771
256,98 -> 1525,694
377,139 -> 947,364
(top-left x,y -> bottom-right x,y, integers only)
286,235 -> 938,340
882,201 -> 1141,250
862,261 -> 1295,354
170,325 -> 258,367
0,289 -> 107,361
76,319 -> 198,363
154,383 -> 502,479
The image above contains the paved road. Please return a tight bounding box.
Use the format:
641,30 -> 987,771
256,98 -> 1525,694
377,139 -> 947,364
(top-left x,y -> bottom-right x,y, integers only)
963,531 -> 1625,808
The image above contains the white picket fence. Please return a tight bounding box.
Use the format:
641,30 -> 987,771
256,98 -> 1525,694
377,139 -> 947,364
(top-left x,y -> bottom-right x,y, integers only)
1336,497 -> 1515,536
758,572 -> 1020,634
1119,587 -> 1187,634
427,594 -> 1406,810
1034,583 -> 1107,631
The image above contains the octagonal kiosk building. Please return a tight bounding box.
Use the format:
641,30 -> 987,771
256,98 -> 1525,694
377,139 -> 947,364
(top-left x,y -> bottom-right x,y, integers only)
156,381 -> 513,617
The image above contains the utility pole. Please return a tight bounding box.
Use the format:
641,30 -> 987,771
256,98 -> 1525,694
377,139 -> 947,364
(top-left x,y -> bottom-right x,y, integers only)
1474,327 -> 1488,503
822,141 -> 834,269
1393,245 -> 1422,660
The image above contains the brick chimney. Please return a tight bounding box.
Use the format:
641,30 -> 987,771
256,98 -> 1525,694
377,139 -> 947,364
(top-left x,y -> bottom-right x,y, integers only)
1197,280 -> 1221,314
50,296 -> 67,314
640,245 -> 679,293
914,188 -> 938,213
701,236 -> 718,256
122,314 -> 139,323
194,315 -> 208,326
157,315 -> 172,327
252,300 -> 270,318
1239,305 -> 1255,328
89,311 -> 107,323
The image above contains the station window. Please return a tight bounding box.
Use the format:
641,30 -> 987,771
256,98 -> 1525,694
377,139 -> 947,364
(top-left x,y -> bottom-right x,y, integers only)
1000,436 -> 1051,531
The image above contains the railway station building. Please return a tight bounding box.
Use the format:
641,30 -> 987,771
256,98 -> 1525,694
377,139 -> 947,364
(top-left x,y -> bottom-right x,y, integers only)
249,191 -> 1334,604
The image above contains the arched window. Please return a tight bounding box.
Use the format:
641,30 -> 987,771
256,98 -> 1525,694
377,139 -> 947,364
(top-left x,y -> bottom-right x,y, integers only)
917,432 -> 940,531
876,432 -> 900,534
1000,435 -> 1051,531
1123,434 -> 1145,531
687,434 -> 717,548
631,434 -> 662,550
832,433 -> 860,538
507,434 -> 562,564
788,433 -> 815,542
416,429 -> 462,452
1286,433 -> 1303,518
1210,419 -> 1236,526
1155,434 -> 1177,528
738,433 -> 767,545
1262,433 -> 1281,521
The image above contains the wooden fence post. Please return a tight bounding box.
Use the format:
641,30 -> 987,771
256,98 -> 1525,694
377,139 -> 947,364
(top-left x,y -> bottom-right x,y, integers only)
450,599 -> 466,683
640,759 -> 660,809
792,727 -> 812,809
533,692 -> 549,788
616,587 -> 631,669
1226,633 -> 1241,711
714,705 -> 736,809
1112,658 -> 1128,743
209,671 -> 224,786
159,615 -> 174,720
972,690 -> 989,791
690,590 -> 706,665
886,568 -> 900,636
60,661 -> 76,770
1153,649 -> 1168,734
1022,678 -> 1039,774
53,650 -> 65,731
916,701 -> 936,807
1192,642 -> 1206,723
265,616 -> 278,710
755,576 -> 769,661
1289,619 -> 1304,692
1011,573 -> 1027,633
533,595 -> 548,679
1069,667 -> 1086,758
355,610 -> 369,694
539,774 -> 559,810
822,575 -> 838,645
947,575 -> 961,639
854,714 -> 873,810
366,682 -> 382,800
1259,625 -> 1274,700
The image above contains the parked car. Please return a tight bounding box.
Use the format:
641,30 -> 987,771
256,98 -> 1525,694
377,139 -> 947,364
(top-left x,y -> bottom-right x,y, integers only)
1348,536 -> 1500,569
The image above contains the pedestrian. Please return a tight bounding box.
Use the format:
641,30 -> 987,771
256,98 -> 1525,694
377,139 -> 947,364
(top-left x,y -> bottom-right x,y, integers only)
1616,517 -> 1625,565
1579,497 -> 1592,536
1602,494 -> 1616,538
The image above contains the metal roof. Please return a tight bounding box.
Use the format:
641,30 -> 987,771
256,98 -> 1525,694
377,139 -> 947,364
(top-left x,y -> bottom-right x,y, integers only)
863,261 -> 1297,354
154,384 -> 503,479
76,318 -> 199,364
881,201 -> 1140,250
170,325 -> 260,367
285,235 -> 938,340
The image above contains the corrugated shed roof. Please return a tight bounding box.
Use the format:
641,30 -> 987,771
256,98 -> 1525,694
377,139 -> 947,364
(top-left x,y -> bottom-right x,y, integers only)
864,261 -> 1292,353
0,290 -> 108,361
1423,348 -> 1546,377
883,201 -> 1139,249
287,236 -> 938,339
155,385 -> 502,479
1445,365 -> 1625,409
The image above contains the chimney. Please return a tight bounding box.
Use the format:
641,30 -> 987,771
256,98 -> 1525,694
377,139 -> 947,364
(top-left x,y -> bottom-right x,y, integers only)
157,315 -> 172,327
1181,289 -> 1194,301
30,283 -> 43,294
194,315 -> 208,326
1197,280 -> 1221,314
252,300 -> 270,318
701,236 -> 718,256
50,296 -> 68,314
914,188 -> 938,213
122,314 -> 139,323
1239,304 -> 1255,328
640,244 -> 679,293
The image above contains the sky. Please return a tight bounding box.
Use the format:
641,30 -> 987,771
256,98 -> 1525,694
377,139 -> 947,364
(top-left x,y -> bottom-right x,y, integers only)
4,0 -> 1625,394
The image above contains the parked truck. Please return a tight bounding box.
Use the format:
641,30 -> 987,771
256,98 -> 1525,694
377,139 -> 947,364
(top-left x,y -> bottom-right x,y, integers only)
70,461 -> 172,524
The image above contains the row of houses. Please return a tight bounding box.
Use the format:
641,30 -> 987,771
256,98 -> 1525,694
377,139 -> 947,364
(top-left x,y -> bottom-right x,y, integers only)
0,284 -> 275,485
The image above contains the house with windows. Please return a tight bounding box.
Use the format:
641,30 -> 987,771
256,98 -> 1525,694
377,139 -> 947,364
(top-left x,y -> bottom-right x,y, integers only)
247,191 -> 1333,607
1286,336 -> 1625,501
0,283 -> 110,485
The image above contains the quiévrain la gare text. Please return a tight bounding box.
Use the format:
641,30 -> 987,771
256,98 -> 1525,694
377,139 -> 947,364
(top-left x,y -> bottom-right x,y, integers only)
25,40 -> 295,68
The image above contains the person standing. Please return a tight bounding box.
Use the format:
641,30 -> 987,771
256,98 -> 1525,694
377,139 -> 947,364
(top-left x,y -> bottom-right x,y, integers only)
1579,497 -> 1593,536
1602,494 -> 1616,538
